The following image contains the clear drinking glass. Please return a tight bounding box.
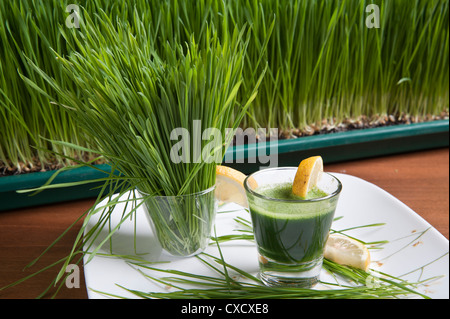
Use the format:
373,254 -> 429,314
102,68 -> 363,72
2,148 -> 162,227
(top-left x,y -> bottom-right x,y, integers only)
138,186 -> 217,257
244,167 -> 342,288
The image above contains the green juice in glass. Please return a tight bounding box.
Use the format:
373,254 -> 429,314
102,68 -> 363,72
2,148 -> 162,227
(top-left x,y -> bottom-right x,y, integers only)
245,169 -> 342,287
250,183 -> 334,264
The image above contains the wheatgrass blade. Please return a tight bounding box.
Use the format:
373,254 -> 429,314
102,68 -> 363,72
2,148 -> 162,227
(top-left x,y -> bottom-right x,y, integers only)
111,248 -> 430,299
91,217 -> 433,299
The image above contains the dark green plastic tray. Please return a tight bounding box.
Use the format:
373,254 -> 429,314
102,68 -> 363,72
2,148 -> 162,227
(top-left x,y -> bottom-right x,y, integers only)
1,120 -> 448,211
226,119 -> 449,174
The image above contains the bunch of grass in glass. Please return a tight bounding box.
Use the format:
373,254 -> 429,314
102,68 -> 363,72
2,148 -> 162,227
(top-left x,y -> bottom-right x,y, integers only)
27,8 -> 262,257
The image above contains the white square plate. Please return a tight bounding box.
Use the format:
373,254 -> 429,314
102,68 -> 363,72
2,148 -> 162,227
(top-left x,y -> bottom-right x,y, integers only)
83,173 -> 449,299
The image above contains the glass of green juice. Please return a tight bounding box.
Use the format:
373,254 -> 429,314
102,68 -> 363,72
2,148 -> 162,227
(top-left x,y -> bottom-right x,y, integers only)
244,167 -> 342,288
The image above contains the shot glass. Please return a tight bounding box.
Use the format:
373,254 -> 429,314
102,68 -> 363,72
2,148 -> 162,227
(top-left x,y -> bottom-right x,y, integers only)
244,167 -> 342,288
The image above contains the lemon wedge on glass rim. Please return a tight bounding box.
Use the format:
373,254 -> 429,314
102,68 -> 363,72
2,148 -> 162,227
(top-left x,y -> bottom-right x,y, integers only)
292,155 -> 324,198
215,162 -> 371,271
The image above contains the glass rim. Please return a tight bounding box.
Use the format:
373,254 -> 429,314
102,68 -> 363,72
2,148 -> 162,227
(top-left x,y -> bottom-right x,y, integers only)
244,167 -> 342,203
137,185 -> 216,199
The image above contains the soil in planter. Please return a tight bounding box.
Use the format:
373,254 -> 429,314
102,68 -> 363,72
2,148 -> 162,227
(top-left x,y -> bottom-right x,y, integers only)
234,112 -> 449,143
1,112 -> 448,177
0,154 -> 105,177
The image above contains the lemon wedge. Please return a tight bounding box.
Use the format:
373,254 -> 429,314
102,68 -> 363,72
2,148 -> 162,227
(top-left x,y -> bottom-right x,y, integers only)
324,233 -> 371,271
292,155 -> 323,198
215,165 -> 257,208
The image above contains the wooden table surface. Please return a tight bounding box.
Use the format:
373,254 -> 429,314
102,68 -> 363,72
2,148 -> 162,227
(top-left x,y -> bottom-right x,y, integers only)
0,148 -> 448,299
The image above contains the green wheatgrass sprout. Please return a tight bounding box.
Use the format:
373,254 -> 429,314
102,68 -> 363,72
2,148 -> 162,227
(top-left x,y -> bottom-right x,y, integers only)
0,0 -> 448,172
0,0 -> 98,172
235,0 -> 449,131
26,8 -> 263,257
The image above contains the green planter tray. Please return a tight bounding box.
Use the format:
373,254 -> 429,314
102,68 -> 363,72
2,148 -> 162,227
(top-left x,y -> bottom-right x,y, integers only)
226,119 -> 449,174
0,120 -> 448,211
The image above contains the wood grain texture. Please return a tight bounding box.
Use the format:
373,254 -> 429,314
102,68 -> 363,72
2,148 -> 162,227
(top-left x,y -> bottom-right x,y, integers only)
327,148 -> 449,239
0,148 -> 448,299
0,199 -> 93,299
